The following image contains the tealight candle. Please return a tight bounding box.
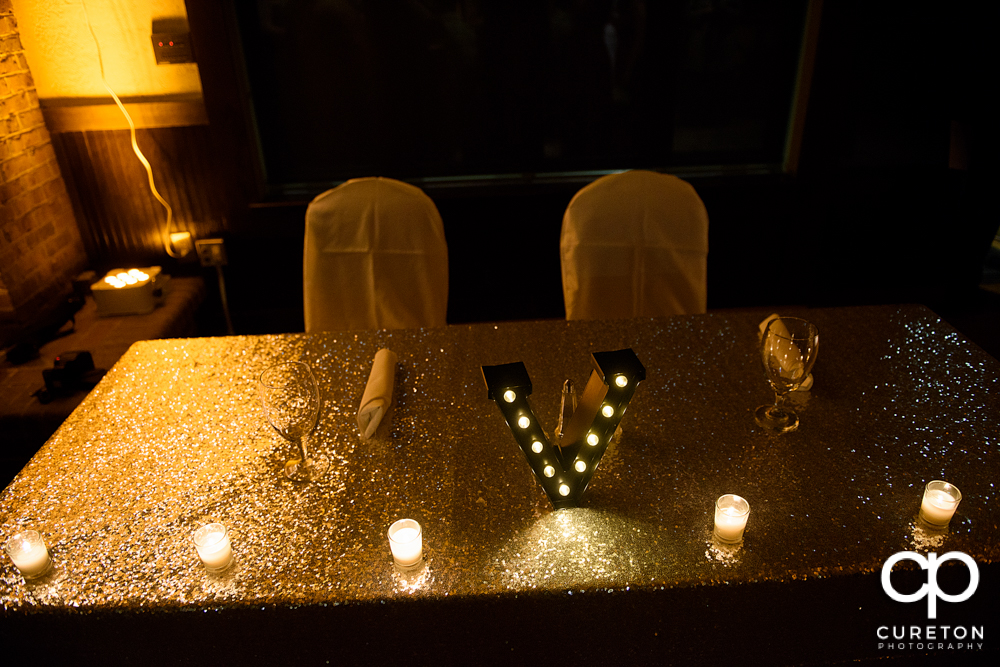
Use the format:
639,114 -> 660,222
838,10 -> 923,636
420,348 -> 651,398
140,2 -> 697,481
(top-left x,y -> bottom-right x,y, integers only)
193,523 -> 233,573
714,494 -> 750,544
5,530 -> 52,580
919,481 -> 962,528
387,519 -> 422,568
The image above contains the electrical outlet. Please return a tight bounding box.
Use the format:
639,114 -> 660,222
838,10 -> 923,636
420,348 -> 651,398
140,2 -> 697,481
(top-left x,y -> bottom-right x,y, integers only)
196,239 -> 228,267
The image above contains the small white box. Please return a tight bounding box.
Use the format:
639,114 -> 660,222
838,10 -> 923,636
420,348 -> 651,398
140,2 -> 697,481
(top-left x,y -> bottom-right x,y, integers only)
92,267 -> 162,316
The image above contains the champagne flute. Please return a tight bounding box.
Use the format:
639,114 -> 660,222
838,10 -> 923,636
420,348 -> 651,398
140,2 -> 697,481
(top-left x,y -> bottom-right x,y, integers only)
259,361 -> 329,481
754,317 -> 819,433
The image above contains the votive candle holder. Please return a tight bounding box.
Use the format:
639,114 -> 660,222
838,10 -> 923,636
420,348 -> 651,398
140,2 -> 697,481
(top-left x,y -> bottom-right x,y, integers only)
919,481 -> 962,529
388,519 -> 422,568
193,523 -> 233,573
714,494 -> 751,544
5,530 -> 52,580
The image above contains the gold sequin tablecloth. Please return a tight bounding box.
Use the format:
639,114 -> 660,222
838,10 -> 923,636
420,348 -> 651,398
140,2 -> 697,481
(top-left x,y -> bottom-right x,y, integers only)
1,305 -> 998,665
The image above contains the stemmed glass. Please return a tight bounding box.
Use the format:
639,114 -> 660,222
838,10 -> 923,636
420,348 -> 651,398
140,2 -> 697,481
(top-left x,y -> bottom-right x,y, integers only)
754,317 -> 819,433
259,361 -> 329,481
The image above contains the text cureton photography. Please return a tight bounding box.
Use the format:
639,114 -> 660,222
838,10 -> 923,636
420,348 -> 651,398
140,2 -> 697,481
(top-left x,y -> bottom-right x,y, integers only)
877,625 -> 984,651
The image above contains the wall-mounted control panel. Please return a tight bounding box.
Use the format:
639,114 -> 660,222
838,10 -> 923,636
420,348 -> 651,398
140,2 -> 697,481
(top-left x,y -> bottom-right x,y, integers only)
151,18 -> 194,64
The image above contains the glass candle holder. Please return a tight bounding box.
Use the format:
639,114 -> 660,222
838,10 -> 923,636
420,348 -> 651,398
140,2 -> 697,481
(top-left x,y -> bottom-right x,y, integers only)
714,494 -> 750,544
919,481 -> 962,528
387,519 -> 422,568
193,523 -> 233,573
5,530 -> 52,580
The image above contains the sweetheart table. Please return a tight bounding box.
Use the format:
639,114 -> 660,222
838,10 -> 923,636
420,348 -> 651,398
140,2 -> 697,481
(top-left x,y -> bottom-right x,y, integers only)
2,305 -> 997,664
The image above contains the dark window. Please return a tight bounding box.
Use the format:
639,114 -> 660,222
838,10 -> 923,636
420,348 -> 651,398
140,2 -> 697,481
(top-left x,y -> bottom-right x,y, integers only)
237,0 -> 809,192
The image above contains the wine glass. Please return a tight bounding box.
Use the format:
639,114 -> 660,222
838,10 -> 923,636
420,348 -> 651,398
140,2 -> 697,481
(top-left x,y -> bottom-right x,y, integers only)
259,361 -> 329,481
754,317 -> 819,433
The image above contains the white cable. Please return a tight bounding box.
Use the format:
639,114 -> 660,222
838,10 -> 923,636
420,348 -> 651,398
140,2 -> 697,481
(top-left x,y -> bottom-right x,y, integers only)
81,0 -> 181,258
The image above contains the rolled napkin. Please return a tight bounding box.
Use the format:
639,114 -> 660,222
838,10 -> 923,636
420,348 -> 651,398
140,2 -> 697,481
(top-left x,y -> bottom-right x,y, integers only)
357,348 -> 398,438
759,314 -> 814,391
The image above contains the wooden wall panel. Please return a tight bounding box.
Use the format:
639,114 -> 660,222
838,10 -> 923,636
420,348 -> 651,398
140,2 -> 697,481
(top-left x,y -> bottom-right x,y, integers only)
50,125 -> 230,271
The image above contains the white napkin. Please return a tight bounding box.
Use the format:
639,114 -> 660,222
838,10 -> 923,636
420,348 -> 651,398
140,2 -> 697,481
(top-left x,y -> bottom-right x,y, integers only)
759,314 -> 814,391
357,348 -> 398,438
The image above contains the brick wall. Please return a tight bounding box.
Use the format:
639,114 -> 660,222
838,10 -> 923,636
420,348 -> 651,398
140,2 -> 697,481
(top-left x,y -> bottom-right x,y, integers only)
0,0 -> 87,338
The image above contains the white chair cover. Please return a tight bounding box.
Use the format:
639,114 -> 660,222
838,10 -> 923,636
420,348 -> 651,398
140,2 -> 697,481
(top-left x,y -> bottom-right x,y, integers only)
560,170 -> 708,320
304,177 -> 448,332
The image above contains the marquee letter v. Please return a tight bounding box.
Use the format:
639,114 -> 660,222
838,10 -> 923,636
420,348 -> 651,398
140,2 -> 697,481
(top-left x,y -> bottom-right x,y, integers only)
483,349 -> 645,509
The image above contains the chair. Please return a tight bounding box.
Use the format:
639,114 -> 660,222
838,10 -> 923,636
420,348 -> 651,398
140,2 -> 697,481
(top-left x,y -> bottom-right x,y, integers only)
303,177 -> 448,332
560,170 -> 708,320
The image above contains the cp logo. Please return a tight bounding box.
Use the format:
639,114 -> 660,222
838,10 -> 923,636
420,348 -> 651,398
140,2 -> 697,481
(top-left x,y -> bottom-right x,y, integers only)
881,551 -> 979,619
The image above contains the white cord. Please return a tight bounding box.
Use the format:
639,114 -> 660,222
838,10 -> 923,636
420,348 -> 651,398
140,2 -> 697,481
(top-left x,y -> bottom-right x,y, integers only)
81,0 -> 182,258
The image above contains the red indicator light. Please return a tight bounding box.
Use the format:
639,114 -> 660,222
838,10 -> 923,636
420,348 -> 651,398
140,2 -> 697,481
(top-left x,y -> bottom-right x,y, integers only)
158,41 -> 163,46
169,41 -> 174,46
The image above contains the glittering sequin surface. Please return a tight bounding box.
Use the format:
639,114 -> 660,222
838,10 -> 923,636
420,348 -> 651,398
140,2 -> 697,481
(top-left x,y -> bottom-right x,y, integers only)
2,306 -> 998,612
